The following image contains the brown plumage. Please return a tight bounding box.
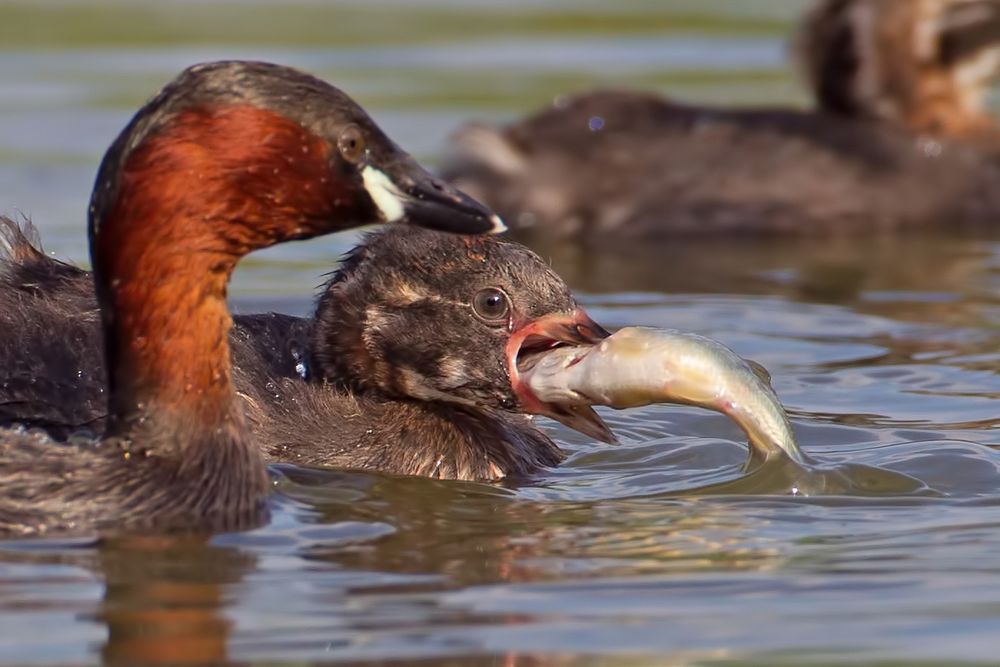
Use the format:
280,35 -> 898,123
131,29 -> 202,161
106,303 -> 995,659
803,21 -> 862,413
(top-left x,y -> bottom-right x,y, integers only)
797,0 -> 1000,143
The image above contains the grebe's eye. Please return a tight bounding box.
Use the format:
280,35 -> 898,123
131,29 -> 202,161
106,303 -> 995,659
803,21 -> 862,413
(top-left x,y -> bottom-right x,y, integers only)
337,125 -> 366,164
472,287 -> 510,325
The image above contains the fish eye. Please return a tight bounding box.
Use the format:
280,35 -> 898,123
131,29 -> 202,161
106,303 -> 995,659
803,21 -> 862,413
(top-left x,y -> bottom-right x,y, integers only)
337,125 -> 366,164
472,287 -> 510,325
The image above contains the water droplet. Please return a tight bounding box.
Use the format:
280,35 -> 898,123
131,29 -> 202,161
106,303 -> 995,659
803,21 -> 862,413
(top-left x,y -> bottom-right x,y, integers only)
917,136 -> 943,157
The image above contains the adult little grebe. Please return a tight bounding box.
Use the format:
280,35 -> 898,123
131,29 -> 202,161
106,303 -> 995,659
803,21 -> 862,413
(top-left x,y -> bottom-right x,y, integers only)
0,60 -> 501,537
442,0 -> 1000,239
0,221 -> 612,482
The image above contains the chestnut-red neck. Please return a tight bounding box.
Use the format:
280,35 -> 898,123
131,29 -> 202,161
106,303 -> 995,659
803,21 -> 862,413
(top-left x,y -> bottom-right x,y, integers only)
91,105 -> 342,444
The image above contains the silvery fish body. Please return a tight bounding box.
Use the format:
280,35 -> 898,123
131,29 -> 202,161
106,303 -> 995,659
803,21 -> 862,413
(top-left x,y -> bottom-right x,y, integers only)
522,326 -> 805,464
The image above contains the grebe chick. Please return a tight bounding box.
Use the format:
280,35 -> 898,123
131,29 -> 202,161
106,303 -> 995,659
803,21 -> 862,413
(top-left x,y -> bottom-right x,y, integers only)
254,226 -> 612,480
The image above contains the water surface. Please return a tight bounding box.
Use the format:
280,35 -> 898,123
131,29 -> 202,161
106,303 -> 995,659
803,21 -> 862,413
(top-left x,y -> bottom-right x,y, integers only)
1,2 -> 999,664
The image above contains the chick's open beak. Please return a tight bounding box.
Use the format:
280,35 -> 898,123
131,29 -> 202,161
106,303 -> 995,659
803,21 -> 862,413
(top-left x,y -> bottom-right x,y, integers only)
506,308 -> 618,444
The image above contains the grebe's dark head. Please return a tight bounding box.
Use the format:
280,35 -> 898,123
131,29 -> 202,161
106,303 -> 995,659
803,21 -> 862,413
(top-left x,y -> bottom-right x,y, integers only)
797,0 -> 1000,136
309,226 -> 615,443
89,60 -> 502,263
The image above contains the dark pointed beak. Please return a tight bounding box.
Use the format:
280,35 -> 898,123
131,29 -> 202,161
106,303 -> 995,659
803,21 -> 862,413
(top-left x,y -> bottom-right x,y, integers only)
505,308 -> 618,445
362,159 -> 505,235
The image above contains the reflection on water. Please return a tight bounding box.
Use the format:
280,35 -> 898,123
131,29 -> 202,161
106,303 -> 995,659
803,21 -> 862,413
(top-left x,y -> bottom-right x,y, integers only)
0,1 -> 999,665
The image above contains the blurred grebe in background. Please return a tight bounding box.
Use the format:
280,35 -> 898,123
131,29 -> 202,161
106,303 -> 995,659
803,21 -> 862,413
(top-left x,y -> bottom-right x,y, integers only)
443,0 -> 1000,240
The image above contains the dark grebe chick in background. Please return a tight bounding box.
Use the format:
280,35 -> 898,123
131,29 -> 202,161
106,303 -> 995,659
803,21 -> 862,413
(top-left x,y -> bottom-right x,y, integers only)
0,60 -> 500,537
798,0 -> 1000,145
0,222 -> 612,482
442,0 -> 1000,239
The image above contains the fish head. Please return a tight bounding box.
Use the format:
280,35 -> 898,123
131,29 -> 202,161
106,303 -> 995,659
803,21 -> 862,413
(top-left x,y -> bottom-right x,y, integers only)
506,307 -> 618,444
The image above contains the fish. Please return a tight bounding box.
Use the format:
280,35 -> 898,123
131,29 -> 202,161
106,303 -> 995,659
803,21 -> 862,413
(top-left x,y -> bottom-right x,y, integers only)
520,326 -> 806,465
521,326 -> 933,496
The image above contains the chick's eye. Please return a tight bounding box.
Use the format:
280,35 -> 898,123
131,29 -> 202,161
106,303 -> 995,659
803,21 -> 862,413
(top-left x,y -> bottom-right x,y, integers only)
472,288 -> 510,324
337,125 -> 366,164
